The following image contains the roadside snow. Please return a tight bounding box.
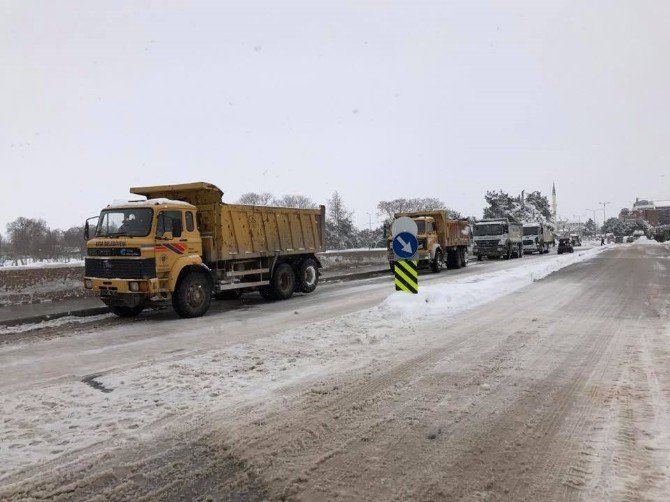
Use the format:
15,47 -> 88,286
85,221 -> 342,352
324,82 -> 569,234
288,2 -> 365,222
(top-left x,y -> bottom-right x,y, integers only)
0,313 -> 113,335
636,236 -> 664,246
382,245 -> 610,317
0,260 -> 84,270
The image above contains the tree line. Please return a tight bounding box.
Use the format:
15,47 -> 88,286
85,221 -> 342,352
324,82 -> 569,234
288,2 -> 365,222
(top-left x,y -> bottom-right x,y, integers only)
0,217 -> 85,265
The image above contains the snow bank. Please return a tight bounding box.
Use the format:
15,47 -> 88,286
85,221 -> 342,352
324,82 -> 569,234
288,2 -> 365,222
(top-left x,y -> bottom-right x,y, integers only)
0,313 -> 113,335
381,245 -> 609,318
635,236 -> 663,246
0,259 -> 84,270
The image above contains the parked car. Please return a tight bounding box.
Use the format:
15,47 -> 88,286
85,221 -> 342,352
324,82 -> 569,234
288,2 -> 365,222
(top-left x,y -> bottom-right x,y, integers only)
557,237 -> 574,254
570,234 -> 582,246
626,236 -> 635,243
615,236 -> 624,243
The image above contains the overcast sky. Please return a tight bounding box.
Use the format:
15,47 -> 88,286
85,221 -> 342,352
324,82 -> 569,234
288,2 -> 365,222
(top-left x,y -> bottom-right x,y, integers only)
2,0 -> 669,233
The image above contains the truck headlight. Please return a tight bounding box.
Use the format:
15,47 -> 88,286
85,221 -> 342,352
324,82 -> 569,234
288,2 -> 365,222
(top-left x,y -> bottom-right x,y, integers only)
85,279 -> 93,289
129,281 -> 140,292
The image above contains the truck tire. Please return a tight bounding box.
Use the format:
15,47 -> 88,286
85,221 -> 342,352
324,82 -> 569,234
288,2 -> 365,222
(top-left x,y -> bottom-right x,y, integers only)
460,248 -> 468,267
447,250 -> 461,269
269,263 -> 296,300
504,246 -> 511,260
172,271 -> 212,318
297,258 -> 319,293
109,305 -> 144,318
477,254 -> 483,261
431,250 -> 444,273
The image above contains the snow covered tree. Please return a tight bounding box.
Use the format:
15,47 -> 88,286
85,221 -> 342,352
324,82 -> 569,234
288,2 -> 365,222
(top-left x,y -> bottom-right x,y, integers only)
482,189 -> 551,224
601,217 -> 627,237
238,192 -> 275,206
326,192 -> 358,249
274,194 -> 317,209
584,218 -> 597,237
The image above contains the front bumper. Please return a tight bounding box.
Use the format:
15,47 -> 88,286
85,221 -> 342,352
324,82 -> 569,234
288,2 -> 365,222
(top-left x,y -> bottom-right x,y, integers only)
84,277 -> 162,294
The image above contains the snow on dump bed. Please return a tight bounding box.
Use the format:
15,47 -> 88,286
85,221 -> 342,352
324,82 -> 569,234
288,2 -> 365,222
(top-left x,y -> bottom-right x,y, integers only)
381,245 -> 610,318
0,245 -> 608,480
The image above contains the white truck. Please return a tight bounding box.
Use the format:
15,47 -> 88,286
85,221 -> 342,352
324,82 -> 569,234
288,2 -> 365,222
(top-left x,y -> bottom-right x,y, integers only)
473,219 -> 523,260
522,222 -> 554,254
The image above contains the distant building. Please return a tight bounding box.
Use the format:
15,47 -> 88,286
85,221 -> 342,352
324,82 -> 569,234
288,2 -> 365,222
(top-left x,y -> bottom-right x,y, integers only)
622,198 -> 666,226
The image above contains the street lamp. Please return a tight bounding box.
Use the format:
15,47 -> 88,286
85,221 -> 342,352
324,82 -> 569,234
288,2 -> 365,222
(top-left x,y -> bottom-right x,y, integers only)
598,201 -> 611,222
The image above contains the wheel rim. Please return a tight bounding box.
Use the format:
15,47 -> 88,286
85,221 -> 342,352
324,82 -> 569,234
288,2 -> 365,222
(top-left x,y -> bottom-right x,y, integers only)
304,266 -> 317,286
279,271 -> 291,292
187,282 -> 205,308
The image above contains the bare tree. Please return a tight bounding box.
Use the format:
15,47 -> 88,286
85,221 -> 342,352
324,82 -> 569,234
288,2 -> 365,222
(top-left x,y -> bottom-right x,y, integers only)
238,192 -> 275,206
274,194 -> 317,209
6,217 -> 50,262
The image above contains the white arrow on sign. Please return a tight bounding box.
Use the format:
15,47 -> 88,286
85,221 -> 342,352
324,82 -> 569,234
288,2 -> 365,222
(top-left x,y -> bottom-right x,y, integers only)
396,235 -> 413,253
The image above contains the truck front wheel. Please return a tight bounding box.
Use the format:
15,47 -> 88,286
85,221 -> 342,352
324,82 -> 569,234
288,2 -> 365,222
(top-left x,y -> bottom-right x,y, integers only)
109,305 -> 144,318
172,272 -> 212,318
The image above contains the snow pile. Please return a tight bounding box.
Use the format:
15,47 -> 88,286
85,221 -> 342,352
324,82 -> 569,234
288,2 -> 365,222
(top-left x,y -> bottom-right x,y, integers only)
0,313 -> 113,335
381,246 -> 609,318
0,259 -> 84,270
635,236 -> 663,246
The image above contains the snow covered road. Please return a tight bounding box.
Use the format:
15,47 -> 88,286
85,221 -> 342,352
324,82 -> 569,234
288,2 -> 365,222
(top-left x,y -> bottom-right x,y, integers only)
2,243 -> 669,500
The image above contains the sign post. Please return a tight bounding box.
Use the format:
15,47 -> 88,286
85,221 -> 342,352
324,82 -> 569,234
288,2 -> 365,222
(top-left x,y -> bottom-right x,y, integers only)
391,217 -> 419,294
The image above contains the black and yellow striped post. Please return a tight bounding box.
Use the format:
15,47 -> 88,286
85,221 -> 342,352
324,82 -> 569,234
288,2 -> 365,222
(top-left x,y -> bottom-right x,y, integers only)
394,259 -> 419,294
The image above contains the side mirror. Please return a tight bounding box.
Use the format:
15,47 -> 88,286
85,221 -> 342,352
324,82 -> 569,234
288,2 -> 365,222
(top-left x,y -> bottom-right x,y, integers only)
383,225 -> 388,239
84,221 -> 90,240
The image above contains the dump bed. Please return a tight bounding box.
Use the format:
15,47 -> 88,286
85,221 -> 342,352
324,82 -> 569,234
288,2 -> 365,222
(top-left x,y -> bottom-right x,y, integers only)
395,210 -> 470,248
131,182 -> 326,263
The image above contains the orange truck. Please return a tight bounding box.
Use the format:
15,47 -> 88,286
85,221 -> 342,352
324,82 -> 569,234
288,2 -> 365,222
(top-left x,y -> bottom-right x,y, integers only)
387,210 -> 471,272
84,182 -> 325,318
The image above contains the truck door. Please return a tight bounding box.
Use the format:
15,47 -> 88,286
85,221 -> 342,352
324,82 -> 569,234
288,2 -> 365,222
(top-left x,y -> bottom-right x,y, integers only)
155,210 -> 185,275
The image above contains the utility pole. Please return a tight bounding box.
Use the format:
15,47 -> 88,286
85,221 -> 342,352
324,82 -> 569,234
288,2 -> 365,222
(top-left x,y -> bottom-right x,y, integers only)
366,212 -> 373,248
585,208 -> 598,227
599,201 -> 611,223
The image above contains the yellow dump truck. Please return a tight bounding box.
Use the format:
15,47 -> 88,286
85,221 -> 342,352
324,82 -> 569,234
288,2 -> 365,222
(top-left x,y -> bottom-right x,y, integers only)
387,210 -> 471,272
84,182 -> 326,318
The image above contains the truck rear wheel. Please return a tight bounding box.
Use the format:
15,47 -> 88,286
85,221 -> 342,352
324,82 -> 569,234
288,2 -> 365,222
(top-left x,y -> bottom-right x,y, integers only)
448,250 -> 461,269
431,250 -> 444,273
109,305 -> 144,318
460,248 -> 467,267
297,258 -> 319,293
268,263 -> 296,301
172,272 -> 212,318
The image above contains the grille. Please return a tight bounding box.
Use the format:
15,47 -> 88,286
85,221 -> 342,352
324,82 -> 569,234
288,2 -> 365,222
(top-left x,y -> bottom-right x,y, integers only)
523,240 -> 535,246
476,240 -> 500,249
85,258 -> 156,279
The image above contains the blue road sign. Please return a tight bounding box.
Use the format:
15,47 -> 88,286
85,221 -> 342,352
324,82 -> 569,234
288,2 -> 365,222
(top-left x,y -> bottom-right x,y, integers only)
392,231 -> 419,259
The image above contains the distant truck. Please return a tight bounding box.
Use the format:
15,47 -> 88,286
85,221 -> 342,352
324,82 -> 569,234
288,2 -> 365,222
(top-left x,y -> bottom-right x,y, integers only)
84,182 -> 326,318
387,211 -> 470,272
522,222 -> 553,255
473,219 -> 523,260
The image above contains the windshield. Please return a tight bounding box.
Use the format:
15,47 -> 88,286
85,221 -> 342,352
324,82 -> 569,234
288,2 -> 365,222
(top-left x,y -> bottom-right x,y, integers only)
524,226 -> 540,236
474,224 -> 504,236
95,208 -> 153,237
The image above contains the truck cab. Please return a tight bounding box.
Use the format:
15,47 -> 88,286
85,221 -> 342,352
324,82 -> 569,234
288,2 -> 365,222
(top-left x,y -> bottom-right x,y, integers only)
84,199 -> 205,317
522,222 -> 551,255
472,219 -> 523,260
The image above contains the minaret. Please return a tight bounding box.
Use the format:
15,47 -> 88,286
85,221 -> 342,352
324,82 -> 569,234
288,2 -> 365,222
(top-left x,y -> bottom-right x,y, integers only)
551,182 -> 557,226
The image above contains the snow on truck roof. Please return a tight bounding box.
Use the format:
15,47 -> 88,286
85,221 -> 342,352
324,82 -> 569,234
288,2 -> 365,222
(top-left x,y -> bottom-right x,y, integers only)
105,198 -> 196,209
